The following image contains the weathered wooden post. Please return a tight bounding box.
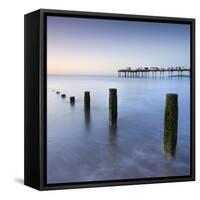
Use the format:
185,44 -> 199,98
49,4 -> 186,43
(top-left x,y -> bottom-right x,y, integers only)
70,96 -> 75,105
163,93 -> 178,157
84,91 -> 90,111
61,94 -> 66,98
109,88 -> 117,126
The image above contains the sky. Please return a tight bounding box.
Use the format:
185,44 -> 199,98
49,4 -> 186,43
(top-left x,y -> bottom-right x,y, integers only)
47,16 -> 190,75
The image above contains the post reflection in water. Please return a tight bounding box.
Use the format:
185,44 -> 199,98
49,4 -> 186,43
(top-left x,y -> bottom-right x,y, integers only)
84,109 -> 91,130
163,129 -> 177,158
108,124 -> 118,144
70,102 -> 75,109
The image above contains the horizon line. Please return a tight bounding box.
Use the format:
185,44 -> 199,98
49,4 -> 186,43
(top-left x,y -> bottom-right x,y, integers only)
47,73 -> 117,76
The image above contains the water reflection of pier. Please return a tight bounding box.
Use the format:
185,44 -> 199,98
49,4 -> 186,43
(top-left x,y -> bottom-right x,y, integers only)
118,67 -> 190,78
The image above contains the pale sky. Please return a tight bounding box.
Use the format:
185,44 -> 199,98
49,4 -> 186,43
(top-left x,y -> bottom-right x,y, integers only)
47,16 -> 190,75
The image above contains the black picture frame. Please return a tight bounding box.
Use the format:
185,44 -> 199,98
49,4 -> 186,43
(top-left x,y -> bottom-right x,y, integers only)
24,9 -> 195,191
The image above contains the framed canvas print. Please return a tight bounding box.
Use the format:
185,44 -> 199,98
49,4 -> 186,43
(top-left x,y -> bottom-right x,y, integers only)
24,9 -> 195,190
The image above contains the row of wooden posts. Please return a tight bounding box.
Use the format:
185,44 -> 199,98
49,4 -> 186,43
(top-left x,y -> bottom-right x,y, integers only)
56,90 -> 90,110
110,89 -> 178,157
55,89 -> 178,157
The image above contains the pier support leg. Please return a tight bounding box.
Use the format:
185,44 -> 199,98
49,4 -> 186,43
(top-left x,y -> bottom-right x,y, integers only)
109,88 -> 117,126
163,93 -> 178,157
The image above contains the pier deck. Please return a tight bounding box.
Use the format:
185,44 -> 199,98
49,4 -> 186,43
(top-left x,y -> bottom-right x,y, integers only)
118,67 -> 190,78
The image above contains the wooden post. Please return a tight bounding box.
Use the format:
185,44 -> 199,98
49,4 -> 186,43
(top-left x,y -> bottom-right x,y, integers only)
84,92 -> 91,130
61,94 -> 66,98
84,91 -> 90,111
70,96 -> 75,104
109,88 -> 117,126
164,93 -> 178,157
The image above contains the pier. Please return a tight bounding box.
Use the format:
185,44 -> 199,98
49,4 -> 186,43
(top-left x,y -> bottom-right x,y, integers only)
118,67 -> 190,78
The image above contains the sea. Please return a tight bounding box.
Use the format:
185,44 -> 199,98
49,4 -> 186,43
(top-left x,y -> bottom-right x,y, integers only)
47,74 -> 190,184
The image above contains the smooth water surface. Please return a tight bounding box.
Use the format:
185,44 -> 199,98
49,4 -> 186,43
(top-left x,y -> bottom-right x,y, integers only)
47,75 -> 190,184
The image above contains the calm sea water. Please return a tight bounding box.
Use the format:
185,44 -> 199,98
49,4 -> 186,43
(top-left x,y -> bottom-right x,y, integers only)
47,74 -> 190,184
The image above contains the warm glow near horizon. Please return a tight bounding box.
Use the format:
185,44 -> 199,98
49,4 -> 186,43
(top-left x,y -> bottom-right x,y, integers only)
47,16 -> 190,75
